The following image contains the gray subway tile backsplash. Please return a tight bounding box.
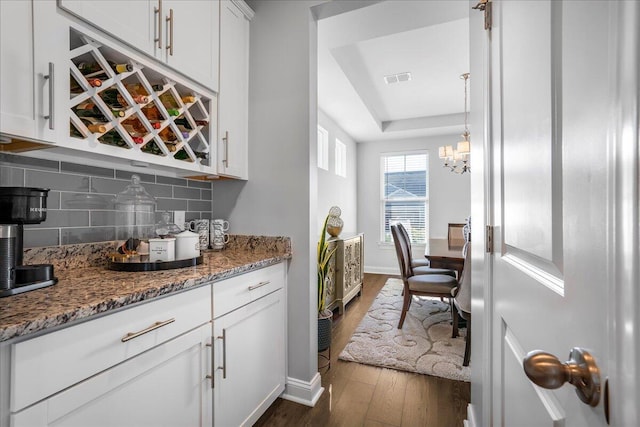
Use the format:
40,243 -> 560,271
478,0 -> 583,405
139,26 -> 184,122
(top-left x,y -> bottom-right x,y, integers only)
24,229 -> 60,248
0,166 -> 25,186
26,170 -> 89,192
115,169 -> 156,183
61,162 -> 114,178
173,186 -> 201,200
5,154 -> 213,248
0,153 -> 59,172
157,175 -> 187,186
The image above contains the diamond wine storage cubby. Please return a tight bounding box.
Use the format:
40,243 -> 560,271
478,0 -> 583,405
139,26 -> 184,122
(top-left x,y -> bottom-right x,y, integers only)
67,29 -> 215,173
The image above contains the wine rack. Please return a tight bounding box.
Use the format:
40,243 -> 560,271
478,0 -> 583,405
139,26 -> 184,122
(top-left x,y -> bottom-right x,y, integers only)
68,29 -> 214,170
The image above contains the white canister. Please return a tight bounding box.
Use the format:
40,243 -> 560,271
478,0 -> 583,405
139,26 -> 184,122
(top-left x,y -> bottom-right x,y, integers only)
175,230 -> 200,259
148,238 -> 176,262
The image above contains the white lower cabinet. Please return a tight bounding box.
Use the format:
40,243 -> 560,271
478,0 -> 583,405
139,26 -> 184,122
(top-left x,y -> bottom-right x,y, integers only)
212,263 -> 287,427
12,325 -> 212,427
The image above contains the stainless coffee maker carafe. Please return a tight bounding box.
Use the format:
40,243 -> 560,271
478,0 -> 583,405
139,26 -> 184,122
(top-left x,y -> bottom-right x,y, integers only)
0,187 -> 57,297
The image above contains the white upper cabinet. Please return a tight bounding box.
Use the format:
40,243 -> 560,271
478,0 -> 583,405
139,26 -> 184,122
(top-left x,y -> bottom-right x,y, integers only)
162,0 -> 220,92
217,0 -> 252,179
1,0 -> 66,143
58,0 -> 219,92
58,1 -> 155,56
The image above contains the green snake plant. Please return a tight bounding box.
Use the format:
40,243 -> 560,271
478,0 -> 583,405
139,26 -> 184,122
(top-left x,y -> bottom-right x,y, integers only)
317,214 -> 337,314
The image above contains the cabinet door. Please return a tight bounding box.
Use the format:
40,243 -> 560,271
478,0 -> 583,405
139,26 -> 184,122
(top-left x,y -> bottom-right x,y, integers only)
213,289 -> 285,427
11,326 -> 212,427
0,0 -> 63,143
58,0 -> 155,56
163,0 -> 220,91
217,0 -> 249,179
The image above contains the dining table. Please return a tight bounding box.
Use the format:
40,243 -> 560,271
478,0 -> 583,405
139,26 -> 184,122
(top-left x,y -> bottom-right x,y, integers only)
424,238 -> 465,279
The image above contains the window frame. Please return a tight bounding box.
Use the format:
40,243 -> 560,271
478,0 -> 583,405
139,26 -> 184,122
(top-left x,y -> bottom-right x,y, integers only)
379,150 -> 430,245
317,125 -> 329,170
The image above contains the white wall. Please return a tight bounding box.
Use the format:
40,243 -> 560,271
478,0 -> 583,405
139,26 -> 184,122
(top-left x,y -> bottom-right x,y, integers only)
357,134 -> 471,274
212,0 -> 324,405
317,109 -> 357,233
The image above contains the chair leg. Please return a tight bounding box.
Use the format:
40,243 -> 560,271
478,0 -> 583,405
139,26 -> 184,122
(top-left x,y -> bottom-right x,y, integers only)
452,307 -> 459,338
463,317 -> 471,366
397,289 -> 411,328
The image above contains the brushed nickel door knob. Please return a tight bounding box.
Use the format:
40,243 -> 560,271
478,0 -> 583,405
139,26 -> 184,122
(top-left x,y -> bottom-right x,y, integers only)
523,347 -> 601,407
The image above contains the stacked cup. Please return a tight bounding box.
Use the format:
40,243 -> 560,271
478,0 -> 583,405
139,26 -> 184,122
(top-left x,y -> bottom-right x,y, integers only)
210,219 -> 229,250
185,219 -> 210,250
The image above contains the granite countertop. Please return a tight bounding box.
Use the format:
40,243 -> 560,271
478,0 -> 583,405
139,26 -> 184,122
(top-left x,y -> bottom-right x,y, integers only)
0,236 -> 291,343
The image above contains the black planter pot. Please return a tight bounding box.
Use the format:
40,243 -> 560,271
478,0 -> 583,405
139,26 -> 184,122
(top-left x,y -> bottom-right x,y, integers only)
318,315 -> 332,352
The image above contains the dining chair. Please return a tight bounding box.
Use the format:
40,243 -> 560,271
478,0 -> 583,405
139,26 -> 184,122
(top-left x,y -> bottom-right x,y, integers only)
447,223 -> 466,247
451,242 -> 471,366
395,222 -> 456,277
391,224 -> 458,329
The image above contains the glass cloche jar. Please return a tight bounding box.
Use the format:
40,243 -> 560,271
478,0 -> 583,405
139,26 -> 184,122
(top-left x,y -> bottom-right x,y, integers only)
115,175 -> 156,253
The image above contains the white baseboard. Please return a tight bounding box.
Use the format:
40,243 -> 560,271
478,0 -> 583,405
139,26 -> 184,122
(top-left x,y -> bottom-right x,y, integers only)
281,373 -> 324,407
466,403 -> 478,427
364,265 -> 399,275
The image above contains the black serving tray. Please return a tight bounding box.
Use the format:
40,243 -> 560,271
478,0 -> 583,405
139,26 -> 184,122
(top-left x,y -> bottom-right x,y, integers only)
107,256 -> 203,272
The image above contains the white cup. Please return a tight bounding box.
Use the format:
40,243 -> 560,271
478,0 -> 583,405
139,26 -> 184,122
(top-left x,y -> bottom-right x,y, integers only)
212,219 -> 229,232
185,219 -> 209,250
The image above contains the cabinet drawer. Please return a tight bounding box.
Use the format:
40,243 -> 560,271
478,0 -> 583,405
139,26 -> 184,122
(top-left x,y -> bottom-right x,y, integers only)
213,263 -> 285,318
11,285 -> 211,412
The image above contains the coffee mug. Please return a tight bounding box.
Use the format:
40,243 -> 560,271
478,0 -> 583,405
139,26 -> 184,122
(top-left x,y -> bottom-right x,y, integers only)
212,219 -> 229,232
185,219 -> 209,250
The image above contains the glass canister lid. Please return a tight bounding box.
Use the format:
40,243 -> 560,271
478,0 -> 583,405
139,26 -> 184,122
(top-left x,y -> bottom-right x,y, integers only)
115,174 -> 156,209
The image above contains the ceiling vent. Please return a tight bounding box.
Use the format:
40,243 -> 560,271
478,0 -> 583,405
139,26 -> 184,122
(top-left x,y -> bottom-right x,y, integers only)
384,72 -> 412,84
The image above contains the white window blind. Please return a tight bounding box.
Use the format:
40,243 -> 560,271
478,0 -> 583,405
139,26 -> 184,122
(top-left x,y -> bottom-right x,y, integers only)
335,139 -> 346,177
317,125 -> 328,170
380,152 -> 429,243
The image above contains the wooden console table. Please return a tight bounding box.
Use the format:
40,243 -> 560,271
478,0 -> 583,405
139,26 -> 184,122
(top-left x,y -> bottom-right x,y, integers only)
325,233 -> 364,314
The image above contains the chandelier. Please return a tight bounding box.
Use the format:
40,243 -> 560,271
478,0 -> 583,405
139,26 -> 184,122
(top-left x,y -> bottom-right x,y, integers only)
439,73 -> 470,174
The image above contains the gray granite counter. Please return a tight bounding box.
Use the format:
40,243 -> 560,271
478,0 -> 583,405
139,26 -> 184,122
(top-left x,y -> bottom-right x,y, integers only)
0,235 -> 291,342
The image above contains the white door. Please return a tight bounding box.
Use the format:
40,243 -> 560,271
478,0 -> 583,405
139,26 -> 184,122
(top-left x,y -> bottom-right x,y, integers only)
487,1 -> 639,426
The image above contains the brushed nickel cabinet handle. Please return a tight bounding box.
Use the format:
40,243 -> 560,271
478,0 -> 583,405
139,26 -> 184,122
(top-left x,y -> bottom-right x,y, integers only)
216,329 -> 226,379
222,131 -> 229,166
166,8 -> 174,56
154,0 -> 163,49
43,62 -> 54,130
121,318 -> 175,342
206,338 -> 214,388
248,280 -> 270,291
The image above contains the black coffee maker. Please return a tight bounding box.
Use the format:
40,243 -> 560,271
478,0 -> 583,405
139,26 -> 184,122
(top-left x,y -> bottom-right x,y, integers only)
0,187 -> 57,297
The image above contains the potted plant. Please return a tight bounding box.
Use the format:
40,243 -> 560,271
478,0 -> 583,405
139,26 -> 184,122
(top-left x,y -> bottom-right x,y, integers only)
317,213 -> 337,352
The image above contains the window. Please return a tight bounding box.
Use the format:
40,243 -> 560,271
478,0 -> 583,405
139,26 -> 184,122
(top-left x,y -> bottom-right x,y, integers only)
335,138 -> 346,177
317,125 -> 329,170
380,152 -> 429,244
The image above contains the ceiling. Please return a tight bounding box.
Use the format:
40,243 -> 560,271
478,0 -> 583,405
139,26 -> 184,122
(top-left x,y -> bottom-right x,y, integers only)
318,1 -> 470,143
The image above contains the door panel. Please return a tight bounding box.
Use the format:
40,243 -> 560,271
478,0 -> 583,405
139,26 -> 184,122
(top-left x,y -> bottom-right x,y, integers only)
490,1 -> 612,425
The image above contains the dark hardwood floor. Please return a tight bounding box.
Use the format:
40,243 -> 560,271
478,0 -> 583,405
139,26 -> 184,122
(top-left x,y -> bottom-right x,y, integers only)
254,273 -> 471,427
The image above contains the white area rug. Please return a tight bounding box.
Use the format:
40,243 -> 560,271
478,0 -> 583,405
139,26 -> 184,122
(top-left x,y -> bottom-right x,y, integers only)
338,278 -> 470,382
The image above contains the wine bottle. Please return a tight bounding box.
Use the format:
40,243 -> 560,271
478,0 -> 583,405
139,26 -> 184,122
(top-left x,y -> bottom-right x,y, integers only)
110,62 -> 133,74
141,142 -> 162,155
173,117 -> 192,129
141,104 -> 162,121
131,94 -> 148,104
166,108 -> 180,116
194,119 -> 209,127
174,149 -> 189,160
165,143 -> 178,152
149,121 -> 162,129
100,131 -> 128,147
70,77 -> 84,94
80,117 -> 107,133
159,92 -> 179,109
70,123 -> 84,138
86,78 -> 102,88
181,95 -> 196,104
159,127 -> 178,142
100,89 -> 128,109
194,151 -> 208,160
151,84 -> 164,91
